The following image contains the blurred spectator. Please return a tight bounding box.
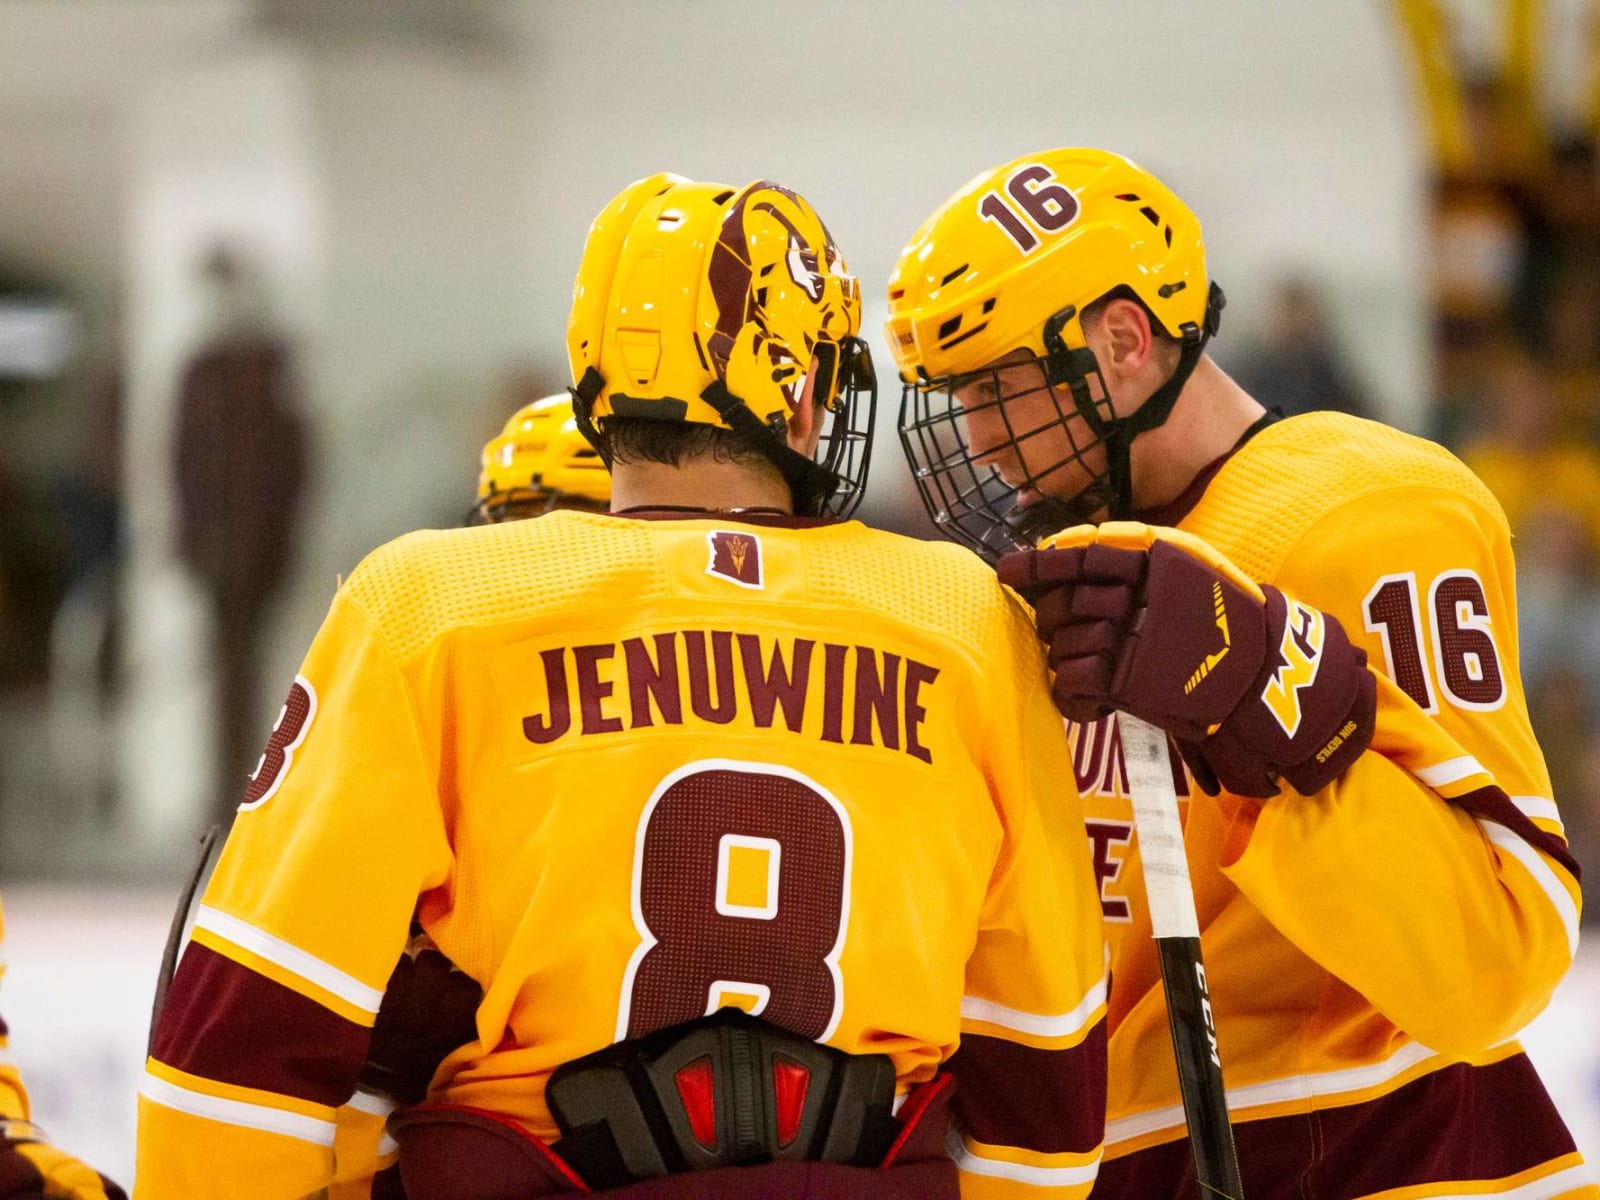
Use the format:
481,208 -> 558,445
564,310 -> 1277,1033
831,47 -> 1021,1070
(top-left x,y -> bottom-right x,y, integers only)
173,244 -> 309,826
0,458 -> 69,693
1458,343 -> 1600,559
1514,135 -> 1600,357
1229,276 -> 1370,420
1576,741 -> 1600,919
1539,265 -> 1600,440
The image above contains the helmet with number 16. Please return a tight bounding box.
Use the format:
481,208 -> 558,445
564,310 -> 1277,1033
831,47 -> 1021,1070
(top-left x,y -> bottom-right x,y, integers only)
888,147 -> 1225,560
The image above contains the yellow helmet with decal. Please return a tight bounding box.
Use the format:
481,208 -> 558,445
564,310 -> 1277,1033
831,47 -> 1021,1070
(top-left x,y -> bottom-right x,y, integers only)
888,148 -> 1224,558
566,173 -> 876,517
471,393 -> 608,524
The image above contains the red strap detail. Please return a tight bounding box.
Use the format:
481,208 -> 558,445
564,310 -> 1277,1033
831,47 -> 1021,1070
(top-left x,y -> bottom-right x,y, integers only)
771,1055 -> 811,1148
407,1103 -> 591,1192
674,1056 -> 718,1150
881,1073 -> 955,1167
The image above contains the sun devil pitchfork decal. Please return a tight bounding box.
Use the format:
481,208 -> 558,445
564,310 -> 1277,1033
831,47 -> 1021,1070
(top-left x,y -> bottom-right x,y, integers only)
707,530 -> 764,589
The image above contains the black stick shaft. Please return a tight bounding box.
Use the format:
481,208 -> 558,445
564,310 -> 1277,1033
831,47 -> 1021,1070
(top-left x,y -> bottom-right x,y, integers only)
1156,936 -> 1245,1198
1118,714 -> 1245,1199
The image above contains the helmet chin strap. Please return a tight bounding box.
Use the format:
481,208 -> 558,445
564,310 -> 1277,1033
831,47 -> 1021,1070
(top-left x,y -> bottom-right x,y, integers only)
569,366 -> 612,469
1042,281 -> 1225,526
700,381 -> 841,517
1099,333 -> 1206,519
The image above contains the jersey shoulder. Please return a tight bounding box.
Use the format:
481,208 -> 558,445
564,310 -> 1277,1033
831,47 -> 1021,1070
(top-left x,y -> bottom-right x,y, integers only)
803,521 -> 1043,674
338,512 -> 665,660
1185,412 -> 1508,584
338,515 -> 1037,676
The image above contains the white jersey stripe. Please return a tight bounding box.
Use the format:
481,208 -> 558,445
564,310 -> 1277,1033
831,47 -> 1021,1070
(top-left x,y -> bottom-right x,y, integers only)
961,974 -> 1108,1040
346,1088 -> 396,1118
140,1071 -> 337,1146
193,906 -> 383,1014
1478,821 -> 1580,959
1414,756 -> 1488,788
1107,1039 -> 1444,1146
1511,796 -> 1564,830
946,1128 -> 1101,1187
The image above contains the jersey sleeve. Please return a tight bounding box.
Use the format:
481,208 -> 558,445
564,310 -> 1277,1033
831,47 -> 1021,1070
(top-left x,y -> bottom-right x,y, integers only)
1219,483 -> 1581,1056
946,594 -> 1107,1199
136,587 -> 453,1199
0,896 -> 30,1128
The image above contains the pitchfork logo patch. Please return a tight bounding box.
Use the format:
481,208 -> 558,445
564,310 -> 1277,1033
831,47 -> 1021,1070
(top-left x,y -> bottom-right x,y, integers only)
707,530 -> 763,589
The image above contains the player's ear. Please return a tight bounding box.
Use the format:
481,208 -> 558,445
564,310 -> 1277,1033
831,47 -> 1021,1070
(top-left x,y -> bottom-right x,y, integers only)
785,359 -> 823,455
1095,297 -> 1155,371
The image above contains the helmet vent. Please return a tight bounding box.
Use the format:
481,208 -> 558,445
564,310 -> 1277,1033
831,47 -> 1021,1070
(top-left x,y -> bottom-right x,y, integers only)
1138,206 -> 1160,226
981,297 -> 996,314
1116,193 -> 1140,201
940,264 -> 969,287
938,314 -> 963,339
711,189 -> 735,205
657,211 -> 685,230
1164,226 -> 1174,247
889,287 -> 906,300
939,323 -> 988,350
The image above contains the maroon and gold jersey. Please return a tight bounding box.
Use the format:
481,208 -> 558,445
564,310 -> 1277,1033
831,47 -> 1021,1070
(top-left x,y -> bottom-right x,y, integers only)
1080,413 -> 1593,1198
137,512 -> 1109,1199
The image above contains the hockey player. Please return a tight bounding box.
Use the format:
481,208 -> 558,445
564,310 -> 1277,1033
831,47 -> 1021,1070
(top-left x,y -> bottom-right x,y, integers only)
0,897 -> 125,1198
137,175 -> 1110,1198
888,147 -> 1593,1197
468,392 -> 611,524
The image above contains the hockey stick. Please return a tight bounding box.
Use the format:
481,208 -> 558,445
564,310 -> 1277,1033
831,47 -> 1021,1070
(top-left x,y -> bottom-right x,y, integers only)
149,822 -> 225,1052
1118,714 -> 1245,1199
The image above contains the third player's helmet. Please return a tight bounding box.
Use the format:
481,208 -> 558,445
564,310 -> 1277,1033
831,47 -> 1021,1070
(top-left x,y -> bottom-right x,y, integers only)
888,148 -> 1225,559
471,393 -> 609,523
567,173 -> 876,517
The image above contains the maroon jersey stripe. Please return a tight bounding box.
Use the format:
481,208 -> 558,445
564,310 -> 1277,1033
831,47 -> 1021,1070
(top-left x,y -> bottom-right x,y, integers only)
150,941 -> 368,1109
1450,784 -> 1581,883
1095,1052 -> 1577,1199
945,1021 -> 1107,1156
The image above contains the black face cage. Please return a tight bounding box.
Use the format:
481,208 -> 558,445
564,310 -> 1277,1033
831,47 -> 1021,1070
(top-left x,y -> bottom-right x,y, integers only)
897,345 -> 1117,563
811,335 -> 878,519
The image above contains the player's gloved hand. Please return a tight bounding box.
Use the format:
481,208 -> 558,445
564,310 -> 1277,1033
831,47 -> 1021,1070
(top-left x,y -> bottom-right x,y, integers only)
997,521 -> 1375,798
359,934 -> 484,1106
0,1125 -> 126,1199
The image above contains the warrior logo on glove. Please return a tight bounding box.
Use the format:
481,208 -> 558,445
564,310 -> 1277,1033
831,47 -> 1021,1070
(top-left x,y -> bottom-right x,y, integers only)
1263,601 -> 1325,737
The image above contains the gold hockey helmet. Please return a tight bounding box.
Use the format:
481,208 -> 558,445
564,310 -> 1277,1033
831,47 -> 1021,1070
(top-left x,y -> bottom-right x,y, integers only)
566,173 -> 876,517
888,148 -> 1224,558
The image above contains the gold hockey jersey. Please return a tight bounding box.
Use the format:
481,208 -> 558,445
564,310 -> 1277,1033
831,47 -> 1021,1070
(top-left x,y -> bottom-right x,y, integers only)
137,511 -> 1109,1199
1082,413 -> 1593,1198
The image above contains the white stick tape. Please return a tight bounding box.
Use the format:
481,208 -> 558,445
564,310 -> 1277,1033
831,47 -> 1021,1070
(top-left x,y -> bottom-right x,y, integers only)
1119,714 -> 1200,940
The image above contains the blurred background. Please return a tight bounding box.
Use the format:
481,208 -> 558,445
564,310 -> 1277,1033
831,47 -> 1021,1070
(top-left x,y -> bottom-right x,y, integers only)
0,0 -> 1596,1185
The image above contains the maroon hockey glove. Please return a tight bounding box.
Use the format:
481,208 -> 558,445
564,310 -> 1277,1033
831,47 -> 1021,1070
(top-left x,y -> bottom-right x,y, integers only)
998,521 -> 1375,798
360,936 -> 484,1105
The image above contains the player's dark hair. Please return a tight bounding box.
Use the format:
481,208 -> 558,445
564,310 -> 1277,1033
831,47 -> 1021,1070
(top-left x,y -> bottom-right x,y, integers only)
600,416 -> 775,470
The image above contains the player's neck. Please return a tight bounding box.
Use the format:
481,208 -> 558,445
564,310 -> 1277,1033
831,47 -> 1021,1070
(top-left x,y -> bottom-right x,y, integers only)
610,455 -> 796,515
1128,356 -> 1265,513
